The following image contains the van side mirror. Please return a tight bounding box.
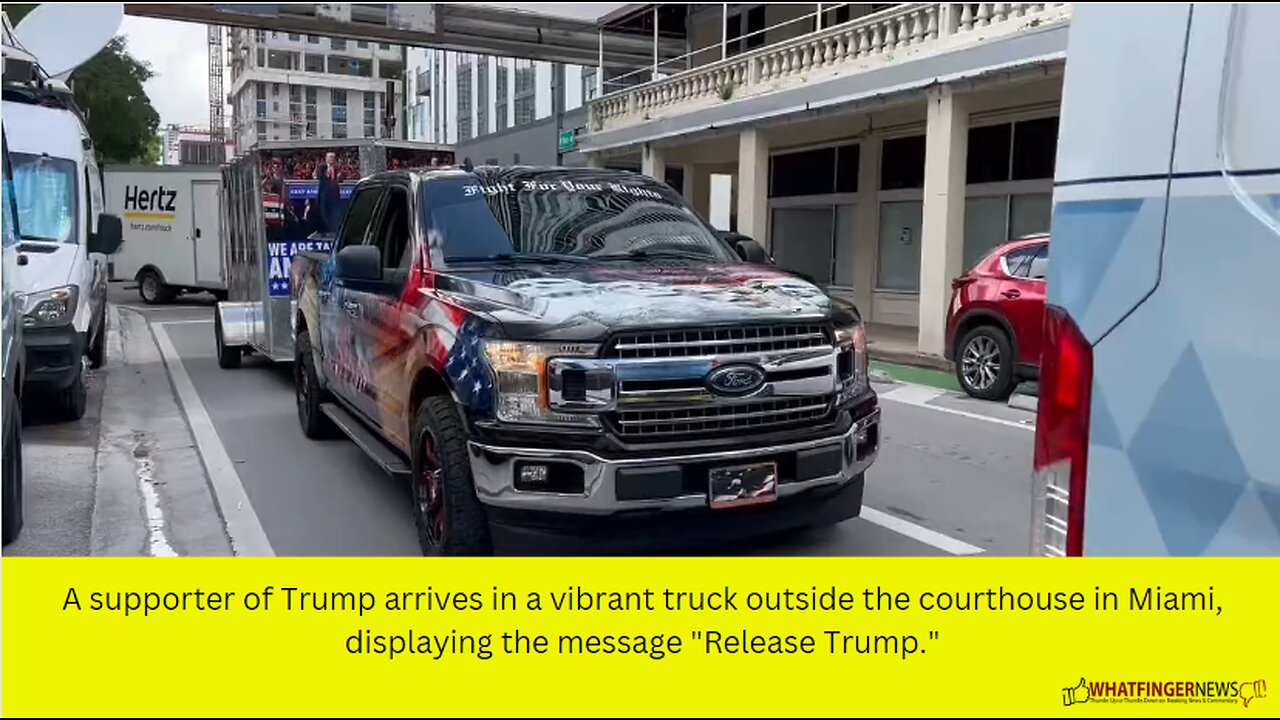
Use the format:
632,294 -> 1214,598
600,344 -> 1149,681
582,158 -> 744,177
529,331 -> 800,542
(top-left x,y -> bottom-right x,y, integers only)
335,244 -> 382,281
734,238 -> 772,265
89,213 -> 123,255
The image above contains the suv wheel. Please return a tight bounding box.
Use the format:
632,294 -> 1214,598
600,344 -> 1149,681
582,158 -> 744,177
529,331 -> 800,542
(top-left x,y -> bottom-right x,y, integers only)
411,395 -> 492,556
955,325 -> 1017,401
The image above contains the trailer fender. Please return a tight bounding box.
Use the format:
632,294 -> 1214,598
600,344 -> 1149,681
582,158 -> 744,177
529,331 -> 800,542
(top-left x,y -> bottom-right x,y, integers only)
216,301 -> 257,349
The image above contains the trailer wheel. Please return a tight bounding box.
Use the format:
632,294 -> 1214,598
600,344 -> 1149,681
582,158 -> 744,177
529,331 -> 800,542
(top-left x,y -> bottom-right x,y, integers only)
138,270 -> 173,304
214,312 -> 241,369
411,395 -> 493,556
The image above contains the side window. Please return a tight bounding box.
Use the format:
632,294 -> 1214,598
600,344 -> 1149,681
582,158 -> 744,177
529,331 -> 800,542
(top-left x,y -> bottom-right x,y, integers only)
339,187 -> 381,249
1026,244 -> 1050,280
1003,246 -> 1039,278
2,131 -> 17,247
370,186 -> 412,291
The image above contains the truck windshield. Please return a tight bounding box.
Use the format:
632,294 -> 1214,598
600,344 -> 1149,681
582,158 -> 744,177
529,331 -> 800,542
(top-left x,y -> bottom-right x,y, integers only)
424,173 -> 737,264
10,152 -> 77,244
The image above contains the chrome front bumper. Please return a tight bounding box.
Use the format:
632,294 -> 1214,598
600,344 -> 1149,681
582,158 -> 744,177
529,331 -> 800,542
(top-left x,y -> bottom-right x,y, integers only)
467,408 -> 880,515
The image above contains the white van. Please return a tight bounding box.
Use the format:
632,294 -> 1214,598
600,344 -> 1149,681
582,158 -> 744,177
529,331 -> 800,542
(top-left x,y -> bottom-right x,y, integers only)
1032,3 -> 1280,556
3,77 -> 122,420
105,164 -> 227,304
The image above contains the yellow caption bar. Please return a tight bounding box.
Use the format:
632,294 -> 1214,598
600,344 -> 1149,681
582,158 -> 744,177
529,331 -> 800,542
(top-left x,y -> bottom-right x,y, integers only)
2,557 -> 1275,718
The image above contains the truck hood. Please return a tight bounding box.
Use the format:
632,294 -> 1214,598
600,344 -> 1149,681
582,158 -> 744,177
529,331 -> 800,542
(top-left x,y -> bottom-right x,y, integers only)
430,259 -> 860,341
13,241 -> 77,294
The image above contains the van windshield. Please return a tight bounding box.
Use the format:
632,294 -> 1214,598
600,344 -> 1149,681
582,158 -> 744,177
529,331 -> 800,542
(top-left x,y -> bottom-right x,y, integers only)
424,172 -> 737,264
11,152 -> 77,244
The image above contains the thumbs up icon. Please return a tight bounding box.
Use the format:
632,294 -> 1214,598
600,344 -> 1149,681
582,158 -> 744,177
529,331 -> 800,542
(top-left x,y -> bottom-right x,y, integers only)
1063,678 -> 1091,706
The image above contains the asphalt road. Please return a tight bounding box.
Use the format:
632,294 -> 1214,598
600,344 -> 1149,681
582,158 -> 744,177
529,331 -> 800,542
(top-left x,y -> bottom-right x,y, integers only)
113,283 -> 1037,558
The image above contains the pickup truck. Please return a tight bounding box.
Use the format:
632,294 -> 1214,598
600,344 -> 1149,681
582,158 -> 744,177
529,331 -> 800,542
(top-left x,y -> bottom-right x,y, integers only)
290,165 -> 881,555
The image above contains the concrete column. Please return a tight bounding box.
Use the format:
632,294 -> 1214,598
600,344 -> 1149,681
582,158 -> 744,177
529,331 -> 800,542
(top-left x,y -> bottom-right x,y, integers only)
641,143 -> 666,180
737,128 -> 770,250
585,153 -> 605,169
917,85 -> 969,357
681,162 -> 695,200
689,164 -> 711,220
853,135 -> 882,322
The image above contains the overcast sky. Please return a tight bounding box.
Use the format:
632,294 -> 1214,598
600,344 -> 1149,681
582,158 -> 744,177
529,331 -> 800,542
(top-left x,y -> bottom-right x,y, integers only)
114,3 -> 628,129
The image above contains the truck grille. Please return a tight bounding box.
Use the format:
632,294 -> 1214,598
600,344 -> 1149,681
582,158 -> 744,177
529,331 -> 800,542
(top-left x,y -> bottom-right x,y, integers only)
603,323 -> 832,359
608,395 -> 835,441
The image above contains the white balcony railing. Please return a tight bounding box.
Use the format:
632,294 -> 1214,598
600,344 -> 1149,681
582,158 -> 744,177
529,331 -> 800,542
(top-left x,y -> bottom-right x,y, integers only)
589,2 -> 1071,134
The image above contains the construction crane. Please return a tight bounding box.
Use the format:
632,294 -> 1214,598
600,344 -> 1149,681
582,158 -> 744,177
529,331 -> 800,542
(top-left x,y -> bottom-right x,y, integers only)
207,23 -> 225,162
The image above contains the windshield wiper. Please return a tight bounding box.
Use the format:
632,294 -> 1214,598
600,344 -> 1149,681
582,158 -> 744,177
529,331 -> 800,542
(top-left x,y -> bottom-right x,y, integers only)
592,248 -> 715,261
446,252 -> 587,265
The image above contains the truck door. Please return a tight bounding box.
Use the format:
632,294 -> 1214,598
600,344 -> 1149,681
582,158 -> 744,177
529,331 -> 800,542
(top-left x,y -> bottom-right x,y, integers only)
322,185 -> 384,409
192,180 -> 223,287
348,182 -> 416,446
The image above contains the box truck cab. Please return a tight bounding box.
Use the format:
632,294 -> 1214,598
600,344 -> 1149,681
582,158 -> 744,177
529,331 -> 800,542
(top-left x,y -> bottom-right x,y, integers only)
105,165 -> 227,304
1032,3 -> 1280,556
2,48 -> 122,420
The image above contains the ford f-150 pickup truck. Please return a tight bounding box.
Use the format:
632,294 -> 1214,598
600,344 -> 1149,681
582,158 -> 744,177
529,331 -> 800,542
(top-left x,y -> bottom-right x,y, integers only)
290,165 -> 881,555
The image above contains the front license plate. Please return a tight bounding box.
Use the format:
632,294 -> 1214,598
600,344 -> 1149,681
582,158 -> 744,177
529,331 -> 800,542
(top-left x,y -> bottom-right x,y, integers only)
708,462 -> 778,509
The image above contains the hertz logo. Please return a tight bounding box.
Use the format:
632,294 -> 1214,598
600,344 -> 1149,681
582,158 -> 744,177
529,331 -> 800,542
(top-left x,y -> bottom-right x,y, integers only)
124,184 -> 178,220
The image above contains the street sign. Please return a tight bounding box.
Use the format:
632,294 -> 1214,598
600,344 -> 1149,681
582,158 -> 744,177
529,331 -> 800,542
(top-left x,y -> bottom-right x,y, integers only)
558,129 -> 577,153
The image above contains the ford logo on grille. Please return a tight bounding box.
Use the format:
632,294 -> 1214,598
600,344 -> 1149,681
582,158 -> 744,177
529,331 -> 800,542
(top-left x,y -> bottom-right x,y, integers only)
706,364 -> 766,397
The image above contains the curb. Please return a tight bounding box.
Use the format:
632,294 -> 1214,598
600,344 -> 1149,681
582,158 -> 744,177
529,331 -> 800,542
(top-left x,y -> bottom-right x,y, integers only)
89,304 -> 235,557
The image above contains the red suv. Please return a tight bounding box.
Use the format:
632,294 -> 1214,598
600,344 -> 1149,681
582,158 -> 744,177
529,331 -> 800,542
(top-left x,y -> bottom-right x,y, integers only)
944,234 -> 1049,400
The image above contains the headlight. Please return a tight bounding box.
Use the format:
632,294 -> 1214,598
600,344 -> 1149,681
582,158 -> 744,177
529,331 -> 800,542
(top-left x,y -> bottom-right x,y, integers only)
22,285 -> 79,328
835,322 -> 869,397
483,340 -> 600,427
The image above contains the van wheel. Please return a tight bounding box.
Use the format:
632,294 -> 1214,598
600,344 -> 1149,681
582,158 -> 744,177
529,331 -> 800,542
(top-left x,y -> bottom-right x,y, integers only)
214,313 -> 241,369
57,358 -> 88,421
138,270 -> 172,304
955,325 -> 1016,401
2,396 -> 24,546
293,330 -> 337,439
88,309 -> 107,369
411,395 -> 492,556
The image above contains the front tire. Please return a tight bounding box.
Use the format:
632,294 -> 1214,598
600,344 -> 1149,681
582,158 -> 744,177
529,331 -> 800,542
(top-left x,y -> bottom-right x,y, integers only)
138,270 -> 174,304
955,325 -> 1017,401
88,309 -> 107,369
411,395 -> 492,556
294,330 -> 337,439
2,397 -> 24,546
56,358 -> 88,421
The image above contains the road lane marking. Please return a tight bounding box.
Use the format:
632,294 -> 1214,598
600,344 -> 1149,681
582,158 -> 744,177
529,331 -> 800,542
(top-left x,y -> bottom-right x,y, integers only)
878,384 -> 1036,432
861,507 -> 986,555
151,321 -> 276,556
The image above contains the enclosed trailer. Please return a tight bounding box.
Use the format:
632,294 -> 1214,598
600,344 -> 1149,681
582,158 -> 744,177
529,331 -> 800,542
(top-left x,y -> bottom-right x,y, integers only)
213,138 -> 453,367
104,164 -> 226,303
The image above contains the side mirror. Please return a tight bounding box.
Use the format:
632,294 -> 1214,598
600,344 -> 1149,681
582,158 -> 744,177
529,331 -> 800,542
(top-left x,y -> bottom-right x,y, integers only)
334,244 -> 382,281
734,238 -> 772,265
89,213 -> 123,255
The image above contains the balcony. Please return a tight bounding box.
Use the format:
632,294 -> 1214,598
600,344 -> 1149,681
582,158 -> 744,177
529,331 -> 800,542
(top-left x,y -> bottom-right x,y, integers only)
587,2 -> 1071,135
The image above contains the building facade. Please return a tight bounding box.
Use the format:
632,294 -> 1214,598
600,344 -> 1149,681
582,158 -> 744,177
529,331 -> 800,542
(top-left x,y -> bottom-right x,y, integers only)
160,124 -> 234,166
227,28 -> 406,154
579,2 -> 1072,360
405,49 -> 600,167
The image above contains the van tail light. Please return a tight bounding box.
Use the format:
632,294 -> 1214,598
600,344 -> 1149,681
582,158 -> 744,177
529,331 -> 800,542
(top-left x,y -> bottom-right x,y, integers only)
1031,305 -> 1093,557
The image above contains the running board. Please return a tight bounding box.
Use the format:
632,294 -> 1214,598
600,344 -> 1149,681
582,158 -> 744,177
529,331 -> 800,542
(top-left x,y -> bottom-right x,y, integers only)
320,402 -> 412,480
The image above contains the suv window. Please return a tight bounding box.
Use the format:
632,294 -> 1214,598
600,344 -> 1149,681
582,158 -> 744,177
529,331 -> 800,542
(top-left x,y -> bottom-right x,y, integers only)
1003,244 -> 1042,278
338,186 -> 381,249
1026,244 -> 1049,280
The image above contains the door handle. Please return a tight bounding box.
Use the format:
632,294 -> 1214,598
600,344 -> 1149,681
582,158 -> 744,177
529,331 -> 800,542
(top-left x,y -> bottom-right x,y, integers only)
343,301 -> 362,318
1002,289 -> 1021,299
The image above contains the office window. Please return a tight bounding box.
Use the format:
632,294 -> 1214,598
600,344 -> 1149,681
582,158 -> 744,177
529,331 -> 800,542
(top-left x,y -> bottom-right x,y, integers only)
880,135 -> 926,190
254,29 -> 266,43
357,40 -> 369,49
514,60 -> 535,126
769,144 -> 858,197
332,37 -> 346,51
332,89 -> 347,138
1012,116 -> 1059,180
364,92 -> 376,138
967,123 -> 1013,184
307,35 -> 319,44
305,54 -> 324,73
477,58 -> 489,135
379,42 -> 391,50
256,48 -> 264,67
457,61 -> 473,141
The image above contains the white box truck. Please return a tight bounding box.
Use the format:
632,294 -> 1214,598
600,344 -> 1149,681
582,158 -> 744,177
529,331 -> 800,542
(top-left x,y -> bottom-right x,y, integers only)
104,164 -> 227,303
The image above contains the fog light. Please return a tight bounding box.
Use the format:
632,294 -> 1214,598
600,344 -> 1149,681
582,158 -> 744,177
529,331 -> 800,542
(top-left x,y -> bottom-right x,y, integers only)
519,464 -> 549,487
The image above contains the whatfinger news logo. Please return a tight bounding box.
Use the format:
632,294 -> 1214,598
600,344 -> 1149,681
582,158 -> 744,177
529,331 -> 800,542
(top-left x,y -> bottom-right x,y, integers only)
1063,678 -> 1267,708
